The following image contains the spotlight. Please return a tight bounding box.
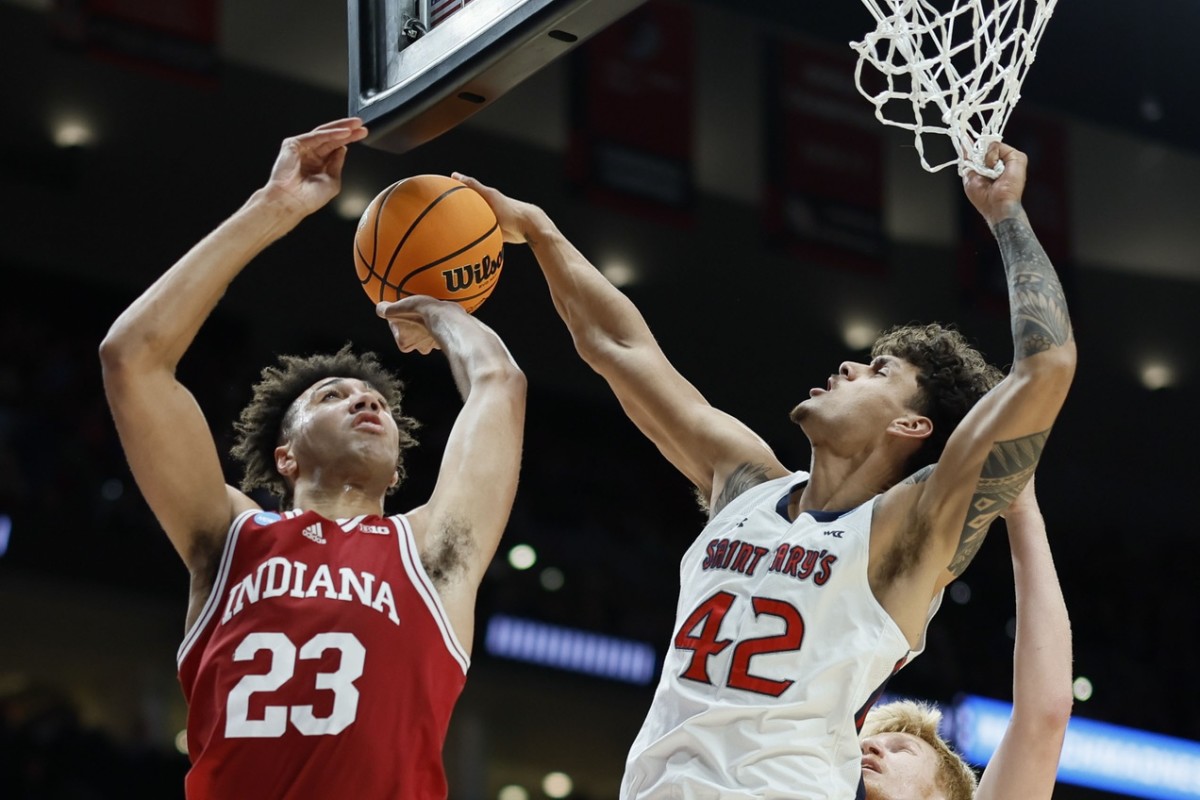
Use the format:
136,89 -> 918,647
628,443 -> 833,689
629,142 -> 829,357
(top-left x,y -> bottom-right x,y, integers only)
949,581 -> 971,605
539,567 -> 565,591
507,544 -> 537,570
1138,360 -> 1175,391
543,772 -> 573,798
600,259 -> 637,287
841,318 -> 879,351
336,190 -> 373,221
51,116 -> 95,148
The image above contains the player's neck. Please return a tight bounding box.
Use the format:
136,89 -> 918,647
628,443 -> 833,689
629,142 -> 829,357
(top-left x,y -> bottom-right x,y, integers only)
796,449 -> 896,517
292,480 -> 387,520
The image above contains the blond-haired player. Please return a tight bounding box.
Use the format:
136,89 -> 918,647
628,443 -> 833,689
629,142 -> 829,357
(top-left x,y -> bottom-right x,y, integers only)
861,478 -> 1072,800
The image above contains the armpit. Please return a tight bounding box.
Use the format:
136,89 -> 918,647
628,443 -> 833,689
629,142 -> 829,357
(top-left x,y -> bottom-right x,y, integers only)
710,462 -> 772,519
423,515 -> 475,588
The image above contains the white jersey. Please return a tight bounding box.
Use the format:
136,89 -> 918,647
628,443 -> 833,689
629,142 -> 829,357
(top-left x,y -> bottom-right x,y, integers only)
622,472 -> 942,800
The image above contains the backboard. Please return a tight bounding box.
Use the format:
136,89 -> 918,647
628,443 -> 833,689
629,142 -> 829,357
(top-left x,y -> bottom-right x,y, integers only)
348,0 -> 647,153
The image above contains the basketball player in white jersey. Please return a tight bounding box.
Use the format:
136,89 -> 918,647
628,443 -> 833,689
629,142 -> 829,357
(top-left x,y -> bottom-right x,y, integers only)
860,478 -> 1072,800
100,119 -> 526,798
458,140 -> 1074,799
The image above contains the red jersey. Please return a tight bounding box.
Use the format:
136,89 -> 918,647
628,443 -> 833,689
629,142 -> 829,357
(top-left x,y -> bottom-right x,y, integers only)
178,508 -> 469,800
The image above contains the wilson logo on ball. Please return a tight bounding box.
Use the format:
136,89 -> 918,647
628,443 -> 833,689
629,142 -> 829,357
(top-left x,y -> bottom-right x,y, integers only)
443,251 -> 504,293
353,175 -> 504,314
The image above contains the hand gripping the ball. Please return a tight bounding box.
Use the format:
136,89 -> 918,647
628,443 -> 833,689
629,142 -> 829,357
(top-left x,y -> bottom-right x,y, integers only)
451,173 -> 543,245
376,296 -> 461,355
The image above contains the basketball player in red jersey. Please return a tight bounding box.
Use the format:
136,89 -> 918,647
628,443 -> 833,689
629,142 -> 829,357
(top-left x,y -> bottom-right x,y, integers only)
458,142 -> 1074,798
100,118 -> 526,799
860,478 -> 1072,800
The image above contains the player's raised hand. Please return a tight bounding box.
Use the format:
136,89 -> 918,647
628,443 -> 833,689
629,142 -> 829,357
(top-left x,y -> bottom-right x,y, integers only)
266,118 -> 368,217
376,296 -> 453,355
452,172 -> 541,245
963,142 -> 1029,229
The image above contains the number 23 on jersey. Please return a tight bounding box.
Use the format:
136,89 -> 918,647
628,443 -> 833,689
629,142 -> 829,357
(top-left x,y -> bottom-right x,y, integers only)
225,631 -> 366,738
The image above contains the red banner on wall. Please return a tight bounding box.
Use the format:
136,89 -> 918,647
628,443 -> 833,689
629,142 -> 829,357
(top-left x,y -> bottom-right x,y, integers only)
764,36 -> 886,274
958,112 -> 1073,315
53,0 -> 219,79
568,0 -> 694,224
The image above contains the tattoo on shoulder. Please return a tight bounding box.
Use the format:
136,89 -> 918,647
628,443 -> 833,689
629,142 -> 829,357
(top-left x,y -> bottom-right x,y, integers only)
711,462 -> 771,519
902,465 -> 936,486
949,428 -> 1049,576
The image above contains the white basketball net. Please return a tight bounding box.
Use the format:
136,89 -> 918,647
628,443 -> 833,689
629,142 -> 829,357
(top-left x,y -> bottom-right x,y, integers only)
850,0 -> 1059,177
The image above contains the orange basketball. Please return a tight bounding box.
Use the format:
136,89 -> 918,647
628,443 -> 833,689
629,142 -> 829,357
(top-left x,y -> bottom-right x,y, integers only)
353,175 -> 504,313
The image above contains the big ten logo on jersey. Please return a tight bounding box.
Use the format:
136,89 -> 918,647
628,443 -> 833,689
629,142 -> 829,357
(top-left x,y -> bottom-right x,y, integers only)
442,248 -> 502,292
221,557 -> 401,626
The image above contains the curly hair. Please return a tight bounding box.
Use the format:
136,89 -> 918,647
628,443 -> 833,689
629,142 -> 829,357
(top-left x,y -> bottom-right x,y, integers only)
230,345 -> 419,509
862,700 -> 978,800
872,323 -> 1003,477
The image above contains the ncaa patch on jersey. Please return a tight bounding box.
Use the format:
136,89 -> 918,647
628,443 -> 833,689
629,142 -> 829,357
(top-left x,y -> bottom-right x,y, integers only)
254,512 -> 282,526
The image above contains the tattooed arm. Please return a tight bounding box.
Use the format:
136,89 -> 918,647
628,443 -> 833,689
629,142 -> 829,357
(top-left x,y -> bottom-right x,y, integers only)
898,145 -> 1076,604
457,174 -> 789,508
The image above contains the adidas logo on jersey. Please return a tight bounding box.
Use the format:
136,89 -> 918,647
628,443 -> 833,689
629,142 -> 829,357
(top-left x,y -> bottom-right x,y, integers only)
359,523 -> 390,536
301,523 -> 326,544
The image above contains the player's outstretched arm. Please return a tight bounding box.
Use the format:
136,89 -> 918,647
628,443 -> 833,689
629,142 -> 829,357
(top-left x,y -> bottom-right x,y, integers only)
887,144 -> 1075,594
455,173 -> 787,511
378,296 -> 526,649
976,478 -> 1072,800
99,119 -> 368,572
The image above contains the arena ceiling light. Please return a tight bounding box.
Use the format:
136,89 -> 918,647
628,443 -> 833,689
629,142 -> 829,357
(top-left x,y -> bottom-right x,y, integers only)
50,114 -> 95,148
543,772 -> 573,798
1138,359 -> 1177,390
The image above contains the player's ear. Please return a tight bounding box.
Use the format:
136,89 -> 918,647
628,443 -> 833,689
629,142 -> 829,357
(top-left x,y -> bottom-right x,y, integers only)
390,469 -> 400,489
888,414 -> 932,441
275,444 -> 298,480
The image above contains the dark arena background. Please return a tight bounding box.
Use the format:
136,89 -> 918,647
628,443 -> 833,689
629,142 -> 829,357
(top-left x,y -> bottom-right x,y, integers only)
1,0 -> 1198,798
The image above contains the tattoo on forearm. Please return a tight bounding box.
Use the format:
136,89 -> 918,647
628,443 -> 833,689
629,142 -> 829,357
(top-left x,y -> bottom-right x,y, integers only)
995,219 -> 1073,358
949,429 -> 1049,576
711,462 -> 771,519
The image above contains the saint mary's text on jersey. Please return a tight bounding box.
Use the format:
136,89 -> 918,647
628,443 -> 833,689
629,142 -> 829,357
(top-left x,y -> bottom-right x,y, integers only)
702,537 -> 838,585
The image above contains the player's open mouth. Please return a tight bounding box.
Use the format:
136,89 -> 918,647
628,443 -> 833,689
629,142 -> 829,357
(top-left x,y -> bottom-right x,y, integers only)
352,412 -> 384,432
